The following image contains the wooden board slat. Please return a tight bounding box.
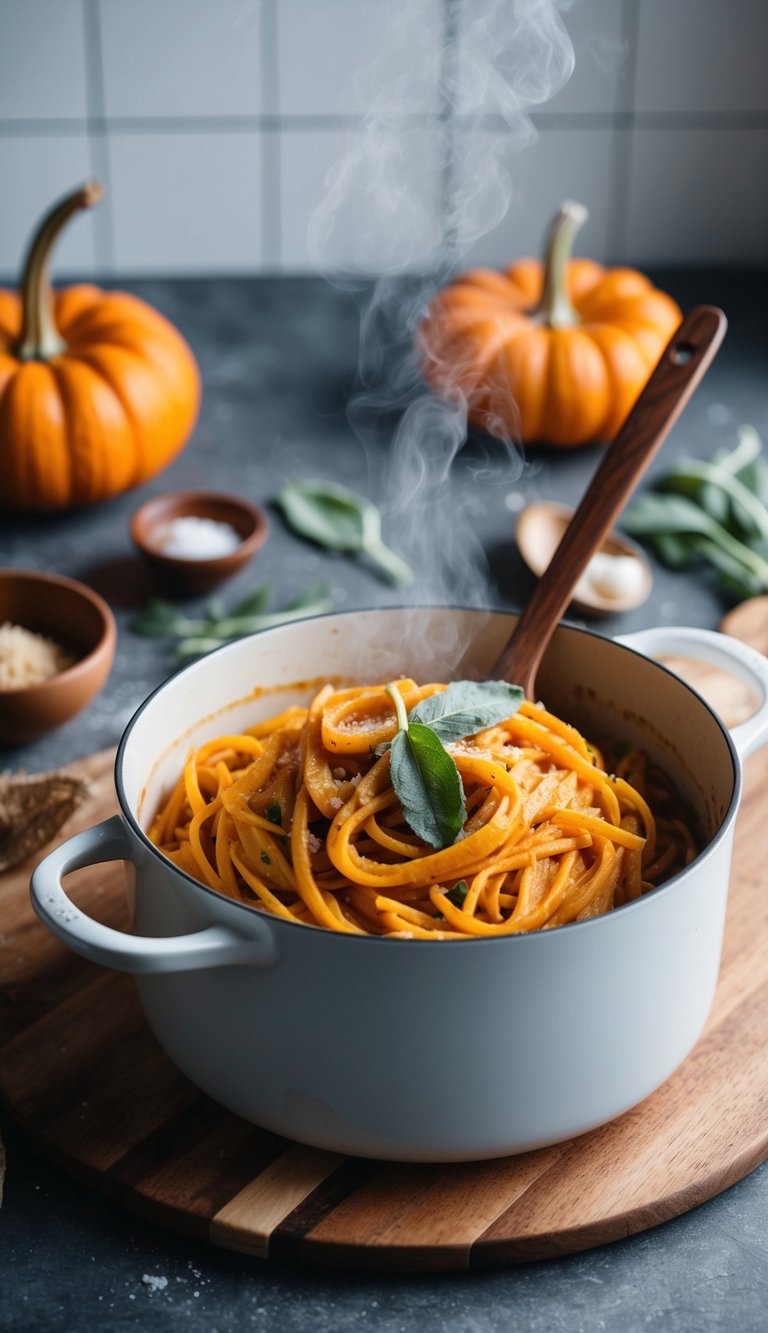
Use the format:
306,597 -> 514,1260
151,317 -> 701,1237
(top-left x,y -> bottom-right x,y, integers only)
2,645 -> 768,1271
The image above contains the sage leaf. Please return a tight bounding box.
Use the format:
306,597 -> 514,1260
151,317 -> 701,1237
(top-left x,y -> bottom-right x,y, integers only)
659,459 -> 768,541
446,879 -> 469,907
623,492 -> 719,538
133,583 -> 334,663
651,533 -> 696,571
132,599 -> 202,638
623,426 -> 768,602
385,680 -> 466,849
277,479 -> 414,587
688,537 -> 765,600
389,722 -> 466,850
230,583 -> 272,618
625,493 -> 768,587
410,680 -> 523,743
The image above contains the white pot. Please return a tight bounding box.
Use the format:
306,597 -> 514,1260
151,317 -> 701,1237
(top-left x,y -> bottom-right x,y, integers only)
31,609 -> 768,1162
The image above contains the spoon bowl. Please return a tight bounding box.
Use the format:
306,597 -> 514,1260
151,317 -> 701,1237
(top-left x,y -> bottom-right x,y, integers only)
516,501 -> 653,615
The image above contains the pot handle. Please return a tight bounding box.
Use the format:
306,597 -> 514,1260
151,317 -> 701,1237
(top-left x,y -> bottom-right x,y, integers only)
618,625 -> 768,761
30,815 -> 277,974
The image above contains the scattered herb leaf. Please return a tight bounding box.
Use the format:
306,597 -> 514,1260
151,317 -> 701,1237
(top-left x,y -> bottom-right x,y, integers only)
308,817 -> 333,840
132,581 -> 333,662
260,851 -> 271,865
266,801 -> 282,825
446,880 -> 469,907
277,479 -> 414,587
624,426 -> 768,601
386,682 -> 466,850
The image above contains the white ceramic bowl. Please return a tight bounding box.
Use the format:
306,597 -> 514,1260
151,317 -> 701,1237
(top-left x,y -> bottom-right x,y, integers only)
31,609 -> 768,1161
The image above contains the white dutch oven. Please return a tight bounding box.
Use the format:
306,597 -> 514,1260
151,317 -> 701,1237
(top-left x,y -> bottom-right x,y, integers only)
31,609 -> 768,1162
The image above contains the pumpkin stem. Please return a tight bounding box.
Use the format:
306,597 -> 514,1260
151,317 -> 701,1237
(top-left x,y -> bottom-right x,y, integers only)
533,200 -> 588,329
15,181 -> 103,362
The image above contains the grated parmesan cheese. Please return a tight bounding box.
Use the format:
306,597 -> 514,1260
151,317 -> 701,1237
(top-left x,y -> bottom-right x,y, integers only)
0,622 -> 74,690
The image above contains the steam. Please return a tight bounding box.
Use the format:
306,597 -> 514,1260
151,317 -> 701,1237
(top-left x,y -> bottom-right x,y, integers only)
307,0 -> 576,612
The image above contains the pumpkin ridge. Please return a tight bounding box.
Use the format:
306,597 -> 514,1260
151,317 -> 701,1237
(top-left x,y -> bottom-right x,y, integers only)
5,363 -> 69,507
72,346 -> 166,486
51,358 -> 132,504
584,324 -> 621,440
64,348 -> 138,436
49,360 -> 95,504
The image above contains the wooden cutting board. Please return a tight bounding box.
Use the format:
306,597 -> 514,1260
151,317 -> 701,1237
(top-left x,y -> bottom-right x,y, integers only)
2,664 -> 768,1272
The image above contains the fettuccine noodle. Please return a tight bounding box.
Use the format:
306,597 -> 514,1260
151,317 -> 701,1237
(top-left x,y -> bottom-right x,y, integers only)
149,681 -> 697,938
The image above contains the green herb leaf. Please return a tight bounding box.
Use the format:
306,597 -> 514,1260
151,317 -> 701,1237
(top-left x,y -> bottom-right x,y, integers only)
624,427 -> 768,604
389,722 -> 466,850
132,599 -> 202,638
410,680 -> 524,743
277,479 -> 414,587
134,583 -> 334,663
446,879 -> 469,907
689,536 -> 765,600
231,583 -> 272,618
284,580 -> 333,612
260,851 -> 271,865
659,458 -> 768,541
266,801 -> 282,826
651,533 -> 696,570
623,492 -> 718,538
205,595 -> 227,621
385,681 -> 466,849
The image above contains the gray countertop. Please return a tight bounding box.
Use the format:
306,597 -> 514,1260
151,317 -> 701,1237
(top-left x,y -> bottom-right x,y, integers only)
2,270 -> 768,1330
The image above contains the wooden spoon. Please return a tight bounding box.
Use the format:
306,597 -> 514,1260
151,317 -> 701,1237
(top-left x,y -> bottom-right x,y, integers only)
493,305 -> 727,697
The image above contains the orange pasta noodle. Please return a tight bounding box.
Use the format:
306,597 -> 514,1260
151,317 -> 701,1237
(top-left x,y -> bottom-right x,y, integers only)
149,681 -> 695,938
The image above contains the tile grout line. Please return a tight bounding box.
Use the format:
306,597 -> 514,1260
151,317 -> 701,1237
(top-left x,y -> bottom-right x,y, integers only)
1,112 -> 767,137
259,0 -> 281,269
611,0 -> 642,261
81,0 -> 114,275
438,0 -> 462,264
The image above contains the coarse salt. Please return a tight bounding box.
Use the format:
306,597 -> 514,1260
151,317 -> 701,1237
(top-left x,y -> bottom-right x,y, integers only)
159,516 -> 241,560
142,1275 -> 168,1294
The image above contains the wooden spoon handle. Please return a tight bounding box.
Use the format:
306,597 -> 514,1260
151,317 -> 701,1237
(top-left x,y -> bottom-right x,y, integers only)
493,305 -> 727,696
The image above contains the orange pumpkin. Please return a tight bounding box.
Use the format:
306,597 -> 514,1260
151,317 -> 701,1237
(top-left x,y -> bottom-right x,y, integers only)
421,201 -> 682,447
0,183 -> 200,511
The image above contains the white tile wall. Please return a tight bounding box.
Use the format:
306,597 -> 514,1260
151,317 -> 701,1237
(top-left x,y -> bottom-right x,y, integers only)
635,0 -> 768,115
0,137 -> 96,277
99,0 -> 264,118
280,125 -> 444,271
0,0 -> 88,121
546,0 -> 629,115
276,0 -> 443,116
109,132 -> 262,273
0,0 -> 765,276
626,128 -> 768,264
458,128 -> 619,267
455,0 -> 627,119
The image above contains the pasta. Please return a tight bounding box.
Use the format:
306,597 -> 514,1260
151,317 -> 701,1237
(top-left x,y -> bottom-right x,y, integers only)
149,680 -> 697,938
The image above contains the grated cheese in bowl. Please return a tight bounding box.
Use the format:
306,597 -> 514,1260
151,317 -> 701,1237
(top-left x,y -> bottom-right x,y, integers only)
0,622 -> 74,690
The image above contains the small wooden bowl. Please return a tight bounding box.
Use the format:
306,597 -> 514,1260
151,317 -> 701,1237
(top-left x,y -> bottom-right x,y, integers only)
0,570 -> 116,746
516,501 -> 653,615
131,492 -> 269,596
